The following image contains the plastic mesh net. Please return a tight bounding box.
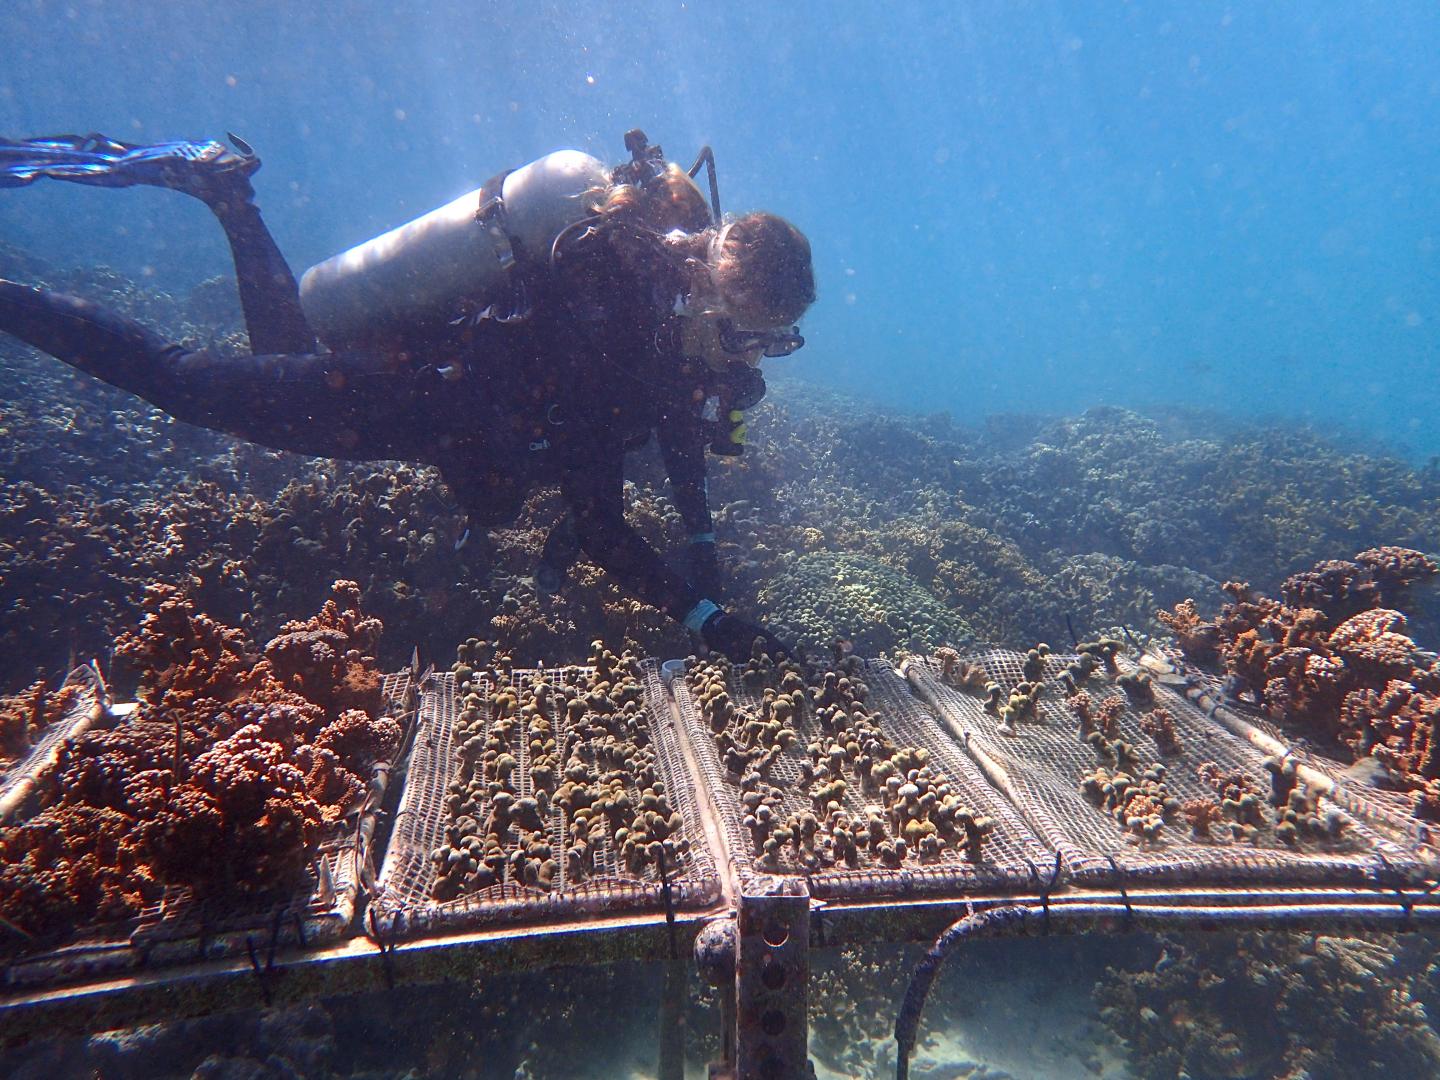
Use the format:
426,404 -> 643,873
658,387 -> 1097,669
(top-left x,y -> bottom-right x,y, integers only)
906,649 -> 1432,888
671,656 -> 1052,899
373,661 -> 719,934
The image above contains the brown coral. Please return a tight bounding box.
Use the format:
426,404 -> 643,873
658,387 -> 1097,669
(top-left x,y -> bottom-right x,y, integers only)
0,680 -> 81,764
1094,695 -> 1126,740
1156,598 -> 1220,664
1139,707 -> 1182,756
1280,547 -> 1436,621
1161,551 -> 1440,806
0,580 -> 396,939
263,580 -> 384,714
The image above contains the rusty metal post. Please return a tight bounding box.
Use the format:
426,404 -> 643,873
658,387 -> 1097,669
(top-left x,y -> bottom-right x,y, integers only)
696,917 -> 738,1079
734,878 -> 812,1080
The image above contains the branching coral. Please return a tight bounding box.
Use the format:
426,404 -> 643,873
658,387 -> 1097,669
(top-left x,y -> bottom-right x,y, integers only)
263,580 -> 384,714
1161,549 -> 1440,809
1282,547 -> 1438,620
1139,707 -> 1182,756
0,581 -> 397,941
0,679 -> 81,764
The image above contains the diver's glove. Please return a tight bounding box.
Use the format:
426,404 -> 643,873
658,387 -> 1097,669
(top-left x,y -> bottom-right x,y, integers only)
685,601 -> 792,663
684,535 -> 722,599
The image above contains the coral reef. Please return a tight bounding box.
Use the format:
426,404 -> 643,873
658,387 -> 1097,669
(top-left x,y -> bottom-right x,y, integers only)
0,581 -> 399,943
1160,549 -> 1440,813
1098,931 -> 1440,1078
809,944 -> 921,1078
758,551 -> 972,658
6,244 -> 1440,691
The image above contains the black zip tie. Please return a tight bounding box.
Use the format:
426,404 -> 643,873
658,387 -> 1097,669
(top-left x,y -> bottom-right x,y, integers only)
365,907 -> 399,989
293,912 -> 307,950
1374,852 -> 1416,930
265,907 -> 284,970
241,938 -> 272,1013
1065,614 -> 1079,649
656,845 -> 678,961
1105,855 -> 1135,930
1025,851 -> 1064,935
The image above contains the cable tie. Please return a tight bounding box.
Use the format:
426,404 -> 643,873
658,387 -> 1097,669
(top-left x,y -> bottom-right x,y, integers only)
1105,855 -> 1135,930
265,908 -> 283,971
1025,851 -> 1065,935
365,907 -> 400,989
244,935 -> 274,1006
1023,860 -> 1049,935
1374,851 -> 1416,929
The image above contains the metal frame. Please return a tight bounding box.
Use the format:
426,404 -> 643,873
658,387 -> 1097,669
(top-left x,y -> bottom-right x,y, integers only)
4,652 -> 1440,1078
5,883 -> 1439,1057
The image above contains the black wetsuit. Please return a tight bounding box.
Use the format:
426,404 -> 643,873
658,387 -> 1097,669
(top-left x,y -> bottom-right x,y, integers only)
0,195 -> 732,624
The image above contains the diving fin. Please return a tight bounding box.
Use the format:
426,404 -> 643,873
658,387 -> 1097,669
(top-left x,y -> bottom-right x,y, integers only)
0,132 -> 259,198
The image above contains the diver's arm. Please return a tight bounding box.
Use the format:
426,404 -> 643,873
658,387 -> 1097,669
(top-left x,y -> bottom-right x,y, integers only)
657,407 -> 721,597
657,408 -> 714,538
560,443 -> 791,660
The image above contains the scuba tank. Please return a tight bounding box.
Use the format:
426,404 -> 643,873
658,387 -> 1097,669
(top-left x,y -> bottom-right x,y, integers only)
298,131 -> 723,352
298,149 -> 610,349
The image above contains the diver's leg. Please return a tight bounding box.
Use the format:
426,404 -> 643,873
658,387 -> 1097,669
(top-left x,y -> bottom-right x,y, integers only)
3,134 -> 319,355
198,179 -> 319,356
0,279 -> 433,460
535,513 -> 582,593
120,140 -> 316,356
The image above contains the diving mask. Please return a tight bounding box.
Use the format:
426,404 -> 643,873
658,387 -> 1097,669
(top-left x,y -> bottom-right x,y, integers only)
716,317 -> 805,358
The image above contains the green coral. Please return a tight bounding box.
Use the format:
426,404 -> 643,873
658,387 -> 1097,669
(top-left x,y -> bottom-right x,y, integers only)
758,552 -> 971,657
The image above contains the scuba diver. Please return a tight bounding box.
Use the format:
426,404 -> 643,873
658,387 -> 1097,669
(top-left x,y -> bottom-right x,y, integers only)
0,129 -> 815,661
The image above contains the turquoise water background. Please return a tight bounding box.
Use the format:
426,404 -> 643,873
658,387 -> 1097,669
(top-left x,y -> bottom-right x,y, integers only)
3,1 -> 1438,456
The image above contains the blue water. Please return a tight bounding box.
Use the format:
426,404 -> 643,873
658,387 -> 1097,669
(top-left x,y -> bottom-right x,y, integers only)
3,1 -> 1438,456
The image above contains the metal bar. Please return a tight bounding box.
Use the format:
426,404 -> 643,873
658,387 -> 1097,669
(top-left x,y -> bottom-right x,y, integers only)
658,957 -> 686,1080
4,881 -> 1437,1052
735,883 -> 810,1080
0,909 -> 717,1050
